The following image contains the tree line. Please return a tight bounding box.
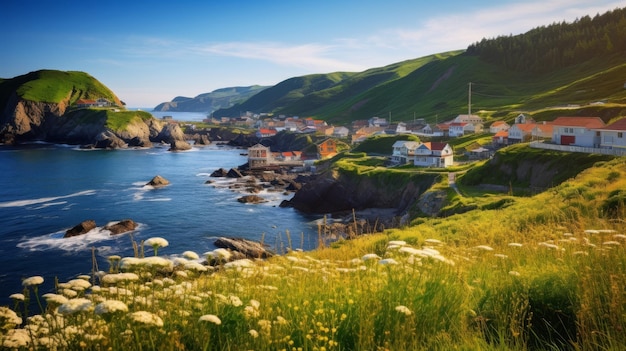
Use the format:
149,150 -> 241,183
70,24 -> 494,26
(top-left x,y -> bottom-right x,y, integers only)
465,7 -> 626,74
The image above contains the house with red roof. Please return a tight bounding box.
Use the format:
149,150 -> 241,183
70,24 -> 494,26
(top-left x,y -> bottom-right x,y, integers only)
492,130 -> 508,145
413,142 -> 454,168
595,117 -> 626,149
255,128 -> 278,138
551,116 -> 605,146
489,121 -> 510,133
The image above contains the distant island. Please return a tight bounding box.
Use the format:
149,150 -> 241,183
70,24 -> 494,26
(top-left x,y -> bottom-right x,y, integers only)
152,86 -> 269,113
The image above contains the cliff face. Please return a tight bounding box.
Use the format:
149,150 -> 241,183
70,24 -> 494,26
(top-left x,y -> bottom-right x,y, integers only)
0,93 -> 182,148
282,168 -> 439,215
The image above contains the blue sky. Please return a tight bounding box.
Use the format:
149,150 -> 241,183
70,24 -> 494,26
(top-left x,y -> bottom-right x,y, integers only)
1,0 -> 622,108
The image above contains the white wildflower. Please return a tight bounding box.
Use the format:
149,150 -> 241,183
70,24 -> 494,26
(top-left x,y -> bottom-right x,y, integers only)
424,238 -> 443,245
101,272 -> 140,285
67,278 -> 92,291
94,300 -> 128,315
184,261 -> 208,272
22,276 -> 44,287
129,311 -> 163,328
41,293 -> 68,305
58,298 -> 92,315
9,293 -> 25,301
494,254 -> 508,259
508,242 -> 523,247
509,271 -> 521,277
224,259 -> 254,269
182,250 -> 200,260
362,253 -> 381,261
395,305 -> 412,316
1,328 -> 30,348
199,314 -> 221,325
539,242 -> 559,250
603,241 -> 621,246
0,306 -> 22,329
613,234 -> 626,240
248,329 -> 259,338
229,295 -> 243,307
388,240 -> 406,246
584,229 -> 600,234
144,237 -> 169,248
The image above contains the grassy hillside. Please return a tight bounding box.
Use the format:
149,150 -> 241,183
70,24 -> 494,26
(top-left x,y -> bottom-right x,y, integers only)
0,70 -> 121,108
7,146 -> 626,350
154,86 -> 269,113
212,7 -> 626,125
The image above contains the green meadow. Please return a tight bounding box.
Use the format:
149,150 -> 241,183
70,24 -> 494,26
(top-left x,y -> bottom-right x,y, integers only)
3,145 -> 626,350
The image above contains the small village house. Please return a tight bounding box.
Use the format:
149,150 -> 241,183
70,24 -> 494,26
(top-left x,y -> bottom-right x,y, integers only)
316,138 -> 338,159
489,121 -> 510,133
332,126 -> 349,138
492,130 -> 508,145
248,144 -> 273,169
391,140 -> 421,164
551,116 -> 605,146
413,142 -> 454,168
594,117 -> 626,149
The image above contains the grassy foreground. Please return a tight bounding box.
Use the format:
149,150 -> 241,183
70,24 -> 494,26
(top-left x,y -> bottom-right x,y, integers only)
2,158 -> 626,350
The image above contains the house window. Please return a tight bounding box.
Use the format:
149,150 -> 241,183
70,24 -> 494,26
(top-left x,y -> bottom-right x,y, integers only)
619,132 -> 623,138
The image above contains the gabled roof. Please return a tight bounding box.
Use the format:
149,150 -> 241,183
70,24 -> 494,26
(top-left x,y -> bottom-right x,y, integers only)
551,117 -> 605,128
595,117 -> 626,131
449,122 -> 468,127
429,142 -> 449,151
494,130 -> 508,137
490,121 -> 509,127
76,99 -> 96,104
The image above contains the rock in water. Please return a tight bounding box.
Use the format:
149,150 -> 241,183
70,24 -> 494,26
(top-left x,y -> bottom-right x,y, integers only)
214,237 -> 273,258
168,140 -> 192,151
237,195 -> 267,204
147,175 -> 170,187
104,219 -> 137,235
64,220 -> 97,238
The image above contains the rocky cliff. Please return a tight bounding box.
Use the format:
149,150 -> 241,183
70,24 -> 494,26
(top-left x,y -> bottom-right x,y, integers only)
0,70 -> 186,148
281,167 -> 439,216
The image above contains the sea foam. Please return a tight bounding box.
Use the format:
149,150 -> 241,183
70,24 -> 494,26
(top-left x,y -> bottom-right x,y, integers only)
0,190 -> 96,208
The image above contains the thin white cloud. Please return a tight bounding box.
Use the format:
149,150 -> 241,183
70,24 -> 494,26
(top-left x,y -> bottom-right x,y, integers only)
192,41 -> 365,72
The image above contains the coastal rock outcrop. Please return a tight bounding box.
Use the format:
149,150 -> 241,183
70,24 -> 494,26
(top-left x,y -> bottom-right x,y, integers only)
213,237 -> 273,259
168,140 -> 192,151
64,220 -> 97,238
237,195 -> 267,204
147,175 -> 170,187
103,219 -> 138,235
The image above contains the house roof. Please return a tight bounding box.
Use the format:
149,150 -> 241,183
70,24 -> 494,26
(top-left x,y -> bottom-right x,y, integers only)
76,99 -> 96,104
490,121 -> 508,127
595,117 -> 626,131
551,116 -> 605,128
494,130 -> 508,137
258,128 -> 277,134
429,142 -> 449,151
449,122 -> 468,127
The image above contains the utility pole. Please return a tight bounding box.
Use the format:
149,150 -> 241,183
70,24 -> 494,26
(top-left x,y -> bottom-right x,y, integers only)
468,82 -> 472,117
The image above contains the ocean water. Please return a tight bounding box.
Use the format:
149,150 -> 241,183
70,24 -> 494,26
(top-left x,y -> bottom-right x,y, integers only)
0,143 -> 321,305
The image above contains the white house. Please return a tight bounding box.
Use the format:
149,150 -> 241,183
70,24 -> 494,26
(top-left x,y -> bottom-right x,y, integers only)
369,116 -> 389,127
413,142 -> 454,168
448,122 -> 471,137
551,117 -> 605,147
489,121 -> 510,134
332,126 -> 350,138
595,117 -> 626,149
454,114 -> 483,124
391,140 -> 421,164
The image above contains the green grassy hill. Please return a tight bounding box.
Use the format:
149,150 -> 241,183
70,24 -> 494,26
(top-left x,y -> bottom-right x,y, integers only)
213,7 -> 626,125
153,85 -> 269,113
0,70 -> 121,108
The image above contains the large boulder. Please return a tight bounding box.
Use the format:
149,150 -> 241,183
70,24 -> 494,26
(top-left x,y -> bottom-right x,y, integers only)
147,175 -> 170,187
168,140 -> 192,151
64,220 -> 97,238
103,219 -> 137,235
210,168 -> 229,177
214,237 -> 273,259
94,131 -> 127,149
227,168 -> 244,178
237,195 -> 267,204
156,123 -> 186,143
